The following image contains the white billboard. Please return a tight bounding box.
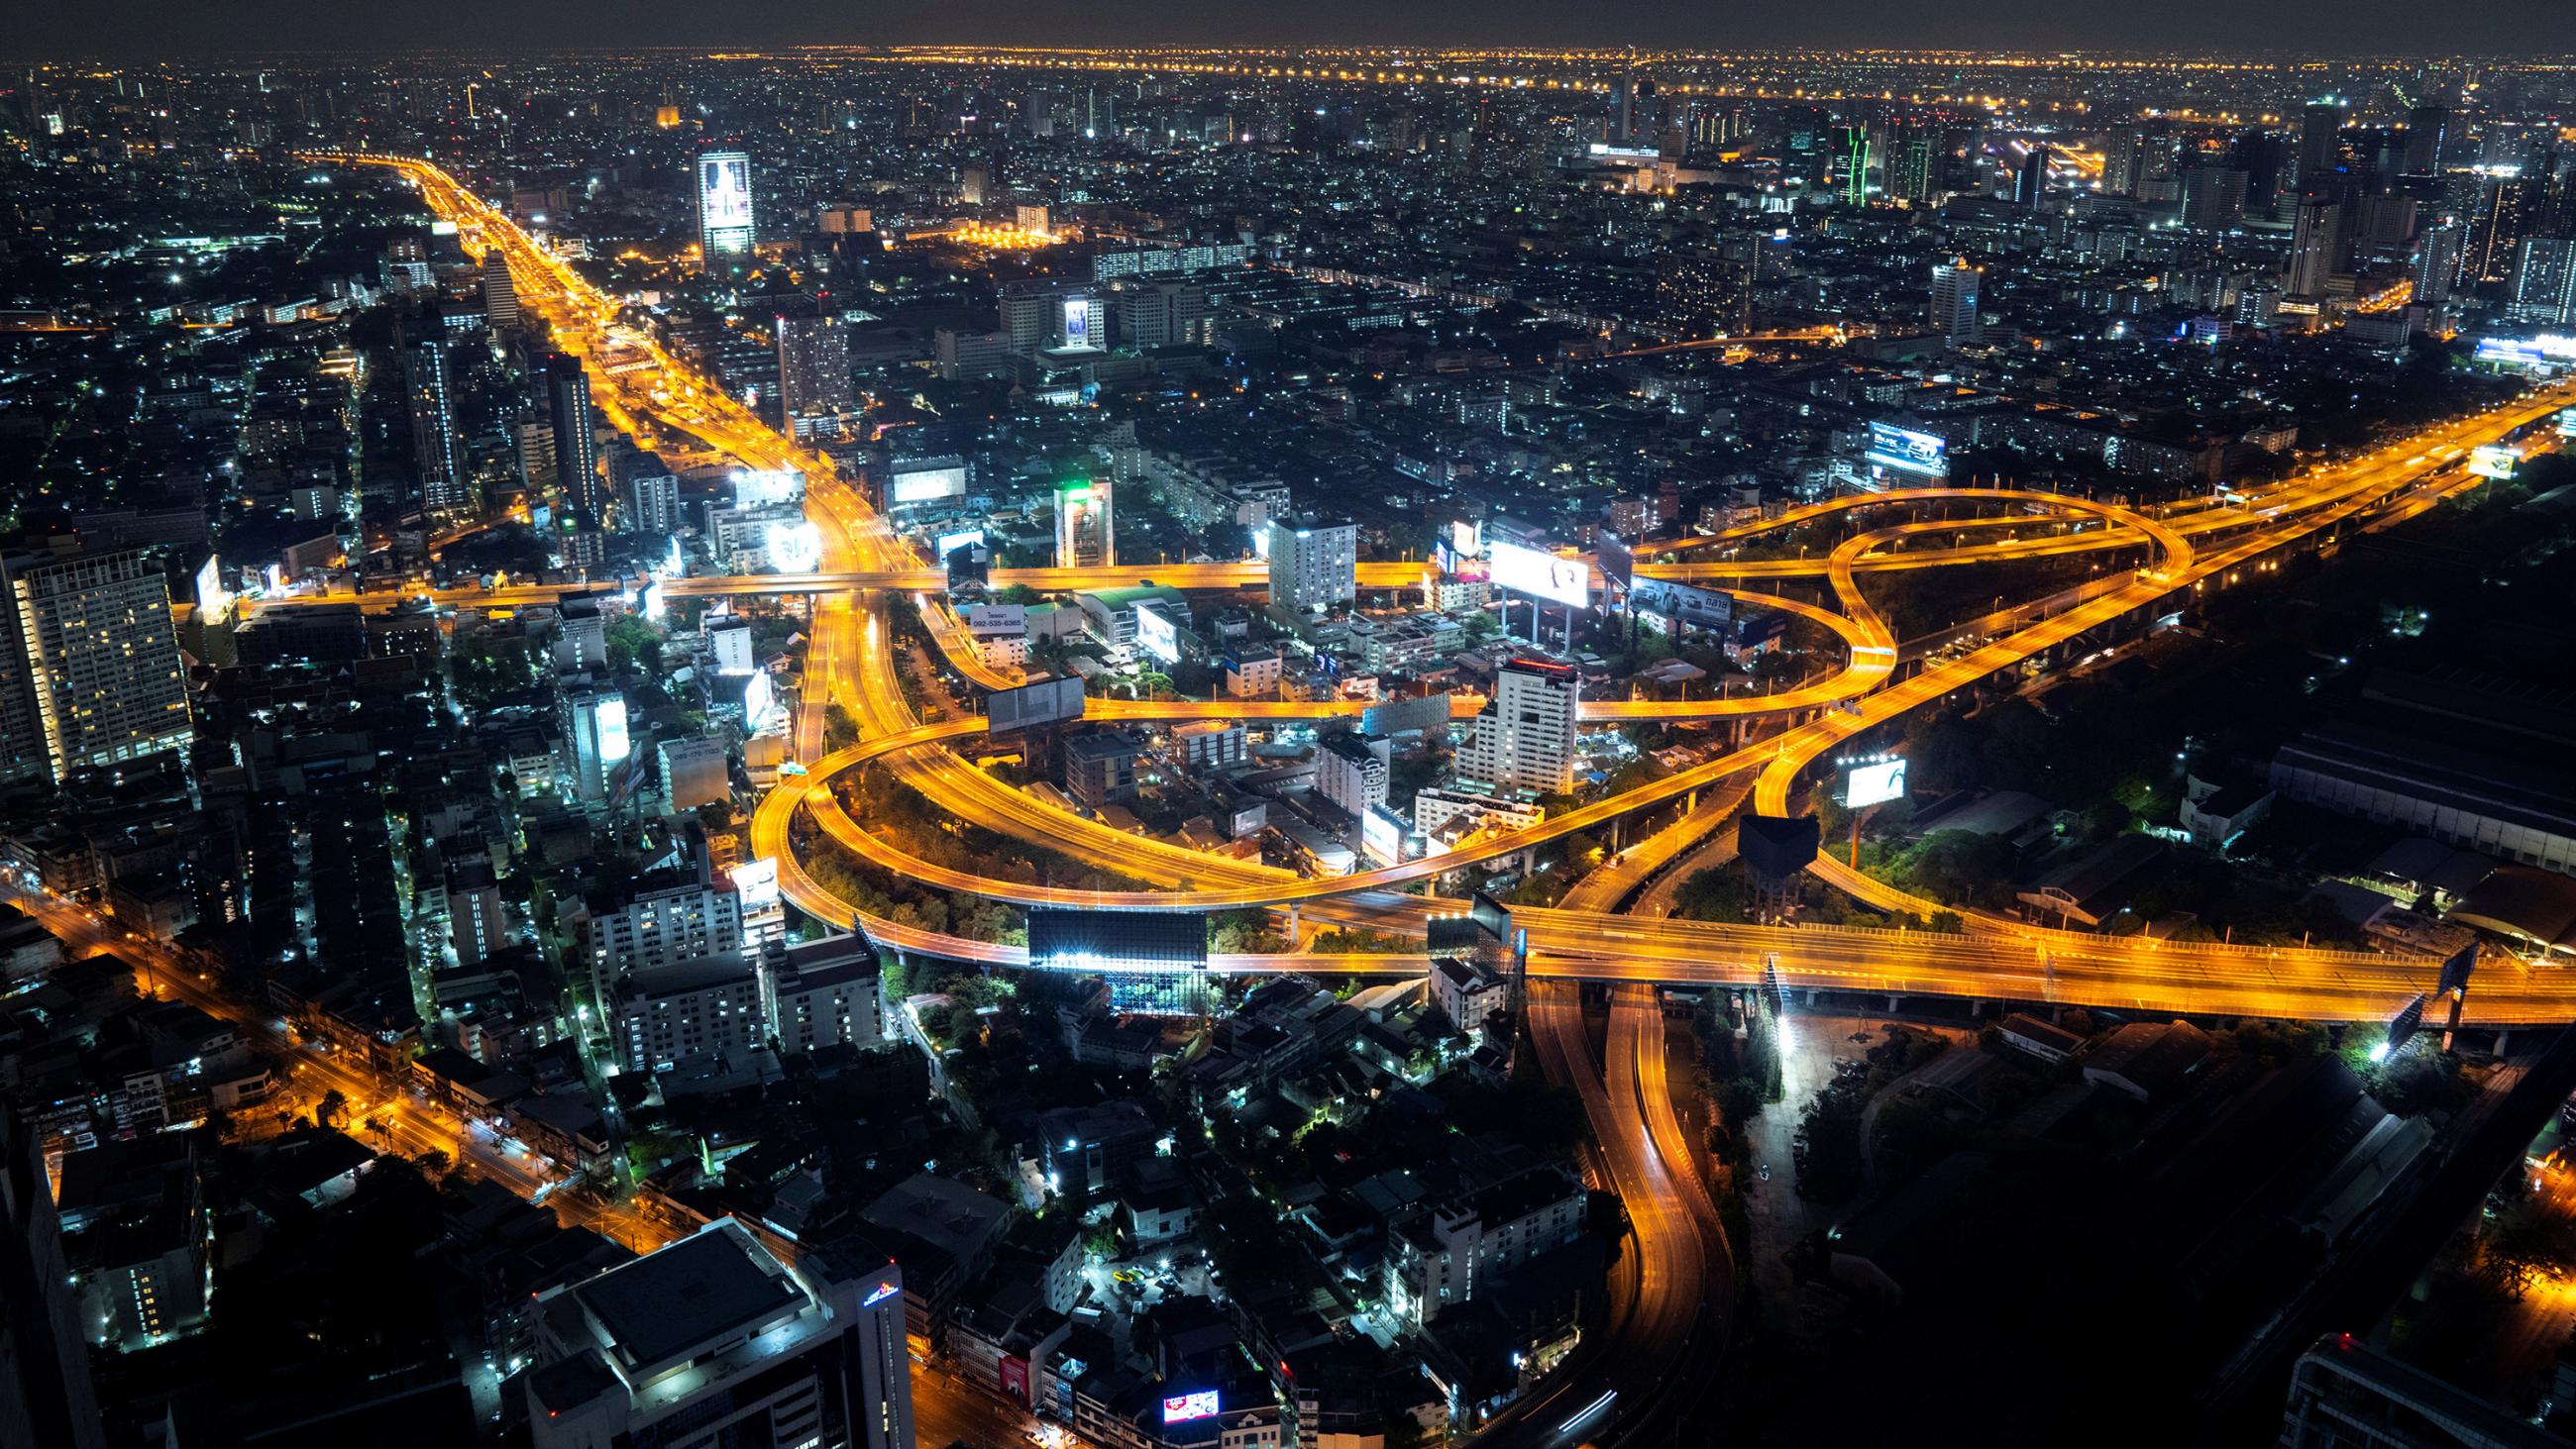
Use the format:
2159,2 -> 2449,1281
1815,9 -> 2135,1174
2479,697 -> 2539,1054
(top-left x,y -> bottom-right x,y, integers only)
889,466 -> 969,506
729,858 -> 782,915
1866,422 -> 1949,477
2468,444 -> 2522,479
1135,604 -> 1180,665
989,675 -> 1085,733
698,152 -> 754,253
732,467 -> 805,506
934,527 -> 988,559
764,520 -> 823,573
595,695 -> 631,766
1487,540 -> 1589,608
1163,1392 -> 1221,1425
1843,759 -> 1908,808
1360,805 -> 1404,866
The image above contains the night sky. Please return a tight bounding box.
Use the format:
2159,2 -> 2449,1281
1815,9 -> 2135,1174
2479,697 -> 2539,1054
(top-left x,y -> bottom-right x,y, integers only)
7,0 -> 2568,61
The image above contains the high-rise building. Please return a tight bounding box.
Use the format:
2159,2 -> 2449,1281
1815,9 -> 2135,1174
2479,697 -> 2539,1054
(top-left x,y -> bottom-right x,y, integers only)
2299,98 -> 2348,185
2013,147 -> 2050,207
694,148 -> 755,260
2279,1332 -> 2550,1449
1930,258 -> 1983,347
1460,658 -> 1579,796
481,250 -> 518,330
0,1111 -> 106,1449
1319,732 -> 1391,818
1834,126 -> 1872,206
2467,170 -> 2546,284
546,354 -> 602,518
524,1219 -> 913,1449
775,315 -> 854,426
2405,104 -> 2448,175
1118,279 -> 1210,349
2510,236 -> 2576,324
558,681 -> 629,805
405,334 -> 471,518
1886,127 -> 1938,203
0,546 -> 191,784
2181,167 -> 2251,230
1265,518 -> 1358,615
2414,222 -> 2466,303
2285,199 -> 2345,297
1054,478 -> 1114,569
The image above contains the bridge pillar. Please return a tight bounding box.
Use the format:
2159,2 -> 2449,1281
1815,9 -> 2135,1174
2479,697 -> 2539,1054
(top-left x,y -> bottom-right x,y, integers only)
1885,994 -> 1901,1012
1287,904 -> 1301,940
2495,1030 -> 2511,1055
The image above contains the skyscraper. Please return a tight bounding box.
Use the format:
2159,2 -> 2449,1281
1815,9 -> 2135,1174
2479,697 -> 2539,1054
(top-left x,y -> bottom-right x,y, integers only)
1887,127 -> 1938,203
1835,126 -> 1872,206
0,1111 -> 106,1449
2285,199 -> 2344,297
2404,104 -> 2448,175
2013,147 -> 2050,207
2299,98 -> 2347,185
546,354 -> 602,519
481,249 -> 518,331
2181,167 -> 2251,230
2510,236 -> 2576,325
1055,478 -> 1114,569
1265,518 -> 1358,615
1461,659 -> 1579,796
775,315 -> 854,427
0,546 -> 191,784
1930,258 -> 1983,348
405,333 -> 470,518
694,148 -> 755,261
523,1219 -> 913,1449
2414,222 -> 2465,303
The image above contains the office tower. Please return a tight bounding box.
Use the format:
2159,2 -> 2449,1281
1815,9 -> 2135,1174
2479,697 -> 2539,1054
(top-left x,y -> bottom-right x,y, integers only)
959,162 -> 990,205
481,249 -> 518,331
2013,147 -> 2050,206
1887,127 -> 1937,203
405,334 -> 470,518
2414,222 -> 2465,303
1611,75 -> 1634,144
0,1112 -> 106,1449
2299,98 -> 2347,185
1265,518 -> 1358,615
2405,104 -> 2448,175
1054,478 -> 1114,569
1930,258 -> 1983,347
546,354 -> 602,518
2181,167 -> 2251,230
694,148 -> 755,260
1834,126 -> 1871,206
1119,279 -> 1209,349
2466,170 -> 2542,284
775,315 -> 854,426
2285,199 -> 2344,297
0,546 -> 191,784
524,1219 -> 913,1449
1460,658 -> 1579,796
2233,129 -> 2291,217
2511,236 -> 2576,324
558,681 -> 630,805
2101,124 -> 2145,196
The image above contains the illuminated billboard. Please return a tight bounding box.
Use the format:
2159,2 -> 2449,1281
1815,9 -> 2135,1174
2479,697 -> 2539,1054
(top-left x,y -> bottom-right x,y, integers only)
1629,578 -> 1733,631
764,520 -> 823,573
1842,759 -> 1908,808
1135,603 -> 1180,665
697,152 -> 754,254
934,527 -> 988,559
1163,1392 -> 1222,1424
595,695 -> 630,766
2473,334 -> 2576,371
1487,541 -> 1589,608
1360,805 -> 1404,866
889,465 -> 969,506
1448,519 -> 1483,559
1061,297 -> 1096,350
2560,407 -> 2576,439
729,858 -> 782,915
731,467 -> 805,506
1865,421 -> 1949,477
2467,444 -> 2521,479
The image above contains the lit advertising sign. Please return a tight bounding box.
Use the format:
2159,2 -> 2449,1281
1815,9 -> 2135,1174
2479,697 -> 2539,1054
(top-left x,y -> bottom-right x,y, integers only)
1448,519 -> 1483,559
889,466 -> 969,505
698,153 -> 754,253
1843,759 -> 1908,808
764,521 -> 823,573
1360,805 -> 1404,867
1629,578 -> 1734,631
743,669 -> 785,731
1135,604 -> 1180,665
934,527 -> 988,559
729,858 -> 782,915
862,1281 -> 901,1307
1162,1391 -> 1221,1424
1487,541 -> 1589,608
2468,444 -> 2522,479
2473,334 -> 2576,370
1865,421 -> 1949,477
193,553 -> 233,623
1062,298 -> 1093,349
595,695 -> 630,766
732,468 -> 805,506
2560,407 -> 2576,439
